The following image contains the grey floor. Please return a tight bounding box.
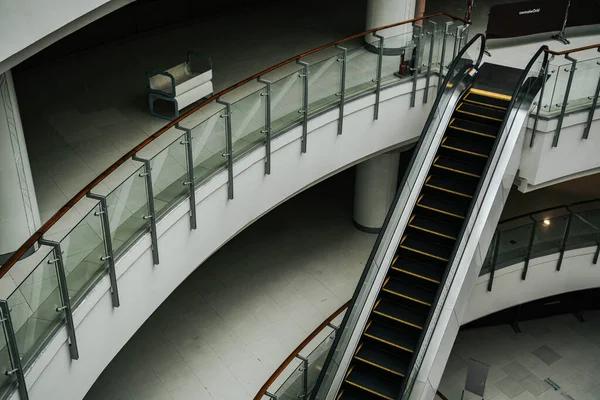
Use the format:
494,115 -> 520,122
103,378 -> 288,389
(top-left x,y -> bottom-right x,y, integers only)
439,311 -> 600,400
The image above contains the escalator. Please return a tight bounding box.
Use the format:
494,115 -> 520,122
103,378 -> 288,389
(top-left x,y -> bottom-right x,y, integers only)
336,85 -> 511,400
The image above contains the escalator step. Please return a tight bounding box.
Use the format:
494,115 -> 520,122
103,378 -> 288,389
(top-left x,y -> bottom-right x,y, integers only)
425,175 -> 475,198
392,255 -> 444,283
364,320 -> 418,353
416,194 -> 466,219
400,234 -> 452,262
463,90 -> 511,110
373,298 -> 427,329
345,365 -> 401,400
433,155 -> 483,178
448,117 -> 499,139
383,276 -> 437,306
354,342 -> 410,377
455,102 -> 505,122
441,136 -> 492,158
408,214 -> 460,240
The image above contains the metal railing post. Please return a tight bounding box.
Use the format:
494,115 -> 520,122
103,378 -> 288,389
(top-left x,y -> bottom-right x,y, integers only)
487,231 -> 500,292
131,155 -> 160,264
296,60 -> 309,153
594,239 -> 600,265
452,25 -> 461,60
264,392 -> 278,400
38,239 -> 79,360
296,355 -> 309,399
215,99 -> 234,199
175,125 -> 197,229
583,52 -> 600,140
85,193 -> 120,307
257,78 -> 272,174
335,44 -> 347,135
373,33 -> 384,120
438,21 -> 453,93
557,210 -> 574,271
423,20 -> 437,104
553,55 -> 577,147
411,24 -> 422,108
530,52 -> 550,148
522,218 -> 538,280
0,300 -> 29,400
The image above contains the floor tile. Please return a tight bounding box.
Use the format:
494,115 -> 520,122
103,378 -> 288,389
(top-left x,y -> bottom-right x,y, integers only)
495,376 -> 526,398
568,371 -> 599,392
502,361 -> 532,381
520,374 -> 552,396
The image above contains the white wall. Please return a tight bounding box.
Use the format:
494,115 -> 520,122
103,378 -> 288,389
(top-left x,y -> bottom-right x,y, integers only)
14,79 -> 435,400
517,108 -> 600,192
463,246 -> 600,324
0,0 -> 133,74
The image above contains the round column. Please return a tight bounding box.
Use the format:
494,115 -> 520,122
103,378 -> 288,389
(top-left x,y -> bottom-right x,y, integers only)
353,151 -> 401,233
0,69 -> 41,263
365,0 -> 418,42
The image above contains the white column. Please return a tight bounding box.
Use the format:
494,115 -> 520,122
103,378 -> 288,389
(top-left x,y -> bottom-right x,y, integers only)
0,70 -> 41,262
365,0 -> 418,42
353,151 -> 401,233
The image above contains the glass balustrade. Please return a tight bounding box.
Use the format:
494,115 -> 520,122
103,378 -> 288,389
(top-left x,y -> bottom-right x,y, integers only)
0,14 -> 470,399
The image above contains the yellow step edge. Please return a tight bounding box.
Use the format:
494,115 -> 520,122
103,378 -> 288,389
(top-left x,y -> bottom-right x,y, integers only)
441,142 -> 489,158
382,286 -> 432,306
456,103 -> 503,122
448,122 -> 497,139
469,88 -> 512,101
336,390 -> 344,400
364,332 -> 414,353
392,254 -> 399,266
400,243 -> 449,262
373,308 -> 423,330
344,379 -> 394,400
463,97 -> 508,111
408,221 -> 456,240
354,354 -> 406,377
425,182 -> 473,198
392,265 -> 441,284
432,161 -> 480,178
355,342 -> 364,355
417,201 -> 465,218
345,365 -> 354,379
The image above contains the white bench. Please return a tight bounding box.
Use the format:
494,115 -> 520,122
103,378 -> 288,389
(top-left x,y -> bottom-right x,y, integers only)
147,51 -> 213,120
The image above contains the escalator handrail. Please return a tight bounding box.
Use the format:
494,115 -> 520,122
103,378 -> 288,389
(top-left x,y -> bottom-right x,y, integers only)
400,45 -> 551,399
310,32 -> 488,400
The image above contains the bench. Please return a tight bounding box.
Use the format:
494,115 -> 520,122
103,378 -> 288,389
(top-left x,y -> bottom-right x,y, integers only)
147,51 -> 213,120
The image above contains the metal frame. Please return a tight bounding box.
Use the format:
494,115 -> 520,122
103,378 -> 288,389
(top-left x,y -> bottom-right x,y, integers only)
423,20 -> 437,104
522,218 -> 537,280
296,60 -> 310,153
85,193 -> 120,307
583,50 -> 600,140
257,77 -> 273,174
175,125 -> 198,229
131,155 -> 160,264
335,45 -> 348,135
0,300 -> 29,400
38,239 -> 79,360
552,54 -> 577,147
487,231 -> 500,292
373,33 -> 384,120
557,209 -> 574,271
530,52 -> 550,147
411,24 -> 423,107
296,354 -> 309,399
438,21 -> 454,93
215,98 -> 235,199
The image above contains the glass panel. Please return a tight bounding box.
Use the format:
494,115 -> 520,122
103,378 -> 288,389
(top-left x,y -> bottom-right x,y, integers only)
567,209 -> 600,249
308,55 -> 341,117
0,323 -> 16,396
480,233 -> 497,276
7,250 -> 65,365
61,205 -> 107,306
189,109 -> 227,184
548,61 -> 569,113
231,89 -> 266,158
539,62 -> 560,114
106,166 -> 150,257
496,224 -> 533,268
565,57 -> 600,111
150,135 -> 189,216
345,45 -> 379,99
380,31 -> 416,86
274,361 -> 304,400
307,333 -> 336,394
271,70 -> 304,136
531,215 -> 569,259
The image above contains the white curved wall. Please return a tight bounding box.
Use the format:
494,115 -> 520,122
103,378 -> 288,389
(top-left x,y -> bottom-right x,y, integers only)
14,79 -> 435,400
463,246 -> 600,324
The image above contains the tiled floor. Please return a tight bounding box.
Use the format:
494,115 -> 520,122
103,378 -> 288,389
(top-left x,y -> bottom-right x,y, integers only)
438,311 -> 600,400
83,170 -> 376,400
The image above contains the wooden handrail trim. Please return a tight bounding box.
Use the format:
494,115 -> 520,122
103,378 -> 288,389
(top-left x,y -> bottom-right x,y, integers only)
253,301 -> 350,400
0,12 -> 467,279
546,43 -> 600,56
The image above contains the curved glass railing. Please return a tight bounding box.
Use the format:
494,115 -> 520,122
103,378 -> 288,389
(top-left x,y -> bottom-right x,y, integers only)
482,199 -> 600,290
0,13 -> 469,399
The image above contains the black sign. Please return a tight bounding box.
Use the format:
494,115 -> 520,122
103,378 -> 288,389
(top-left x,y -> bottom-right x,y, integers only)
487,0 -> 568,39
567,1 -> 600,28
